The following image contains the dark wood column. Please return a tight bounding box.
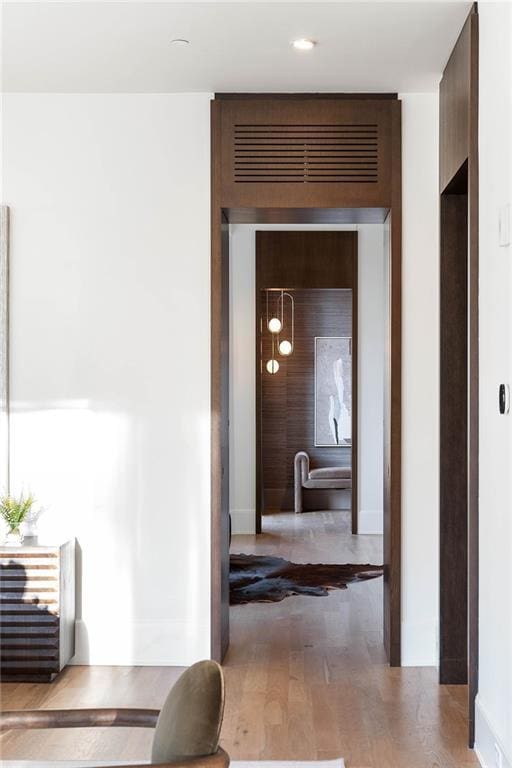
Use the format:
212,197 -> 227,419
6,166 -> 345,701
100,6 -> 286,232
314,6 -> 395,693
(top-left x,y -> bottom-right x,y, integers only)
438,4 -> 479,745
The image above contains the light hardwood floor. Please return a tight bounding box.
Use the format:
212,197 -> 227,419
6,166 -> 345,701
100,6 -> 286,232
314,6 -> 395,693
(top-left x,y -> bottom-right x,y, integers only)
0,511 -> 478,768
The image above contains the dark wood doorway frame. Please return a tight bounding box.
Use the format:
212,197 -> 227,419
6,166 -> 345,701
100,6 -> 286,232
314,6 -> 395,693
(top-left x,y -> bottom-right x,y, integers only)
211,95 -> 402,666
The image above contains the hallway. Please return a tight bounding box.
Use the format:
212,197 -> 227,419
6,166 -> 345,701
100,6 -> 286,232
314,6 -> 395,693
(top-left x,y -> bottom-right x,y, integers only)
224,511 -> 477,767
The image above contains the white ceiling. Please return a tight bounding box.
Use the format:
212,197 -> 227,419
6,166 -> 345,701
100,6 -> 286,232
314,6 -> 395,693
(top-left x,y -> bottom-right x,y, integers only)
2,1 -> 472,94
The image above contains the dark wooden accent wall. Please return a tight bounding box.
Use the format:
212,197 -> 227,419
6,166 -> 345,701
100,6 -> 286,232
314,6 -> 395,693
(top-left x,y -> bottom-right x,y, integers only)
440,178 -> 468,685
440,26 -> 472,193
439,4 -> 479,745
261,289 -> 353,511
257,231 -> 355,288
211,94 -> 402,667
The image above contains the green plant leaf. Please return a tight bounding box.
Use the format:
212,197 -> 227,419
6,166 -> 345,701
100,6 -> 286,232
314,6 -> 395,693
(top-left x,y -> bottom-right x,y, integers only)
0,492 -> 35,531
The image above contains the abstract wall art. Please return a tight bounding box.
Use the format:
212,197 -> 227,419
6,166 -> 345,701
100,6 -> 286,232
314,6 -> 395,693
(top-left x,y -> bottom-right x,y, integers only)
314,336 -> 352,447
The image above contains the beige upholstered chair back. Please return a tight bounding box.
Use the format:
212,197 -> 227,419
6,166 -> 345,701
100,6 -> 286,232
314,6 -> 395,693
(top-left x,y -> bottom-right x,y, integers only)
151,660 -> 225,764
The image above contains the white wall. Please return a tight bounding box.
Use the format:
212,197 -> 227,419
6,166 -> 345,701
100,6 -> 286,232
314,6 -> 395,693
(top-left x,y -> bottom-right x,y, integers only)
2,93 -> 213,665
357,225 -> 385,534
229,227 -> 256,535
400,93 -> 440,666
229,223 -> 385,537
2,90 -> 441,670
475,4 -> 512,767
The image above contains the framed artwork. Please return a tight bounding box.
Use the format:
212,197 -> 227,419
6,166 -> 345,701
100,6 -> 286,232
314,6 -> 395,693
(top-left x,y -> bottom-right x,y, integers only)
314,336 -> 352,447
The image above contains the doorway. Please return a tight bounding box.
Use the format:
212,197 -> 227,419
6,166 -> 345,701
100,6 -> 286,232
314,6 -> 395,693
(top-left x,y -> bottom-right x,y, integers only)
210,95 -> 402,665
255,231 -> 358,534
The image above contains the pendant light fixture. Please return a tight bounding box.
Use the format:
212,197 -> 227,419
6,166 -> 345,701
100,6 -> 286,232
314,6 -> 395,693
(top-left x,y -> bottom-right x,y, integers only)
265,289 -> 295,373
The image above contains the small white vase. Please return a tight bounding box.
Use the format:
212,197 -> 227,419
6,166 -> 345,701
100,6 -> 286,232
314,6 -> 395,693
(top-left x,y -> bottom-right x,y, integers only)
21,507 -> 44,538
5,528 -> 24,546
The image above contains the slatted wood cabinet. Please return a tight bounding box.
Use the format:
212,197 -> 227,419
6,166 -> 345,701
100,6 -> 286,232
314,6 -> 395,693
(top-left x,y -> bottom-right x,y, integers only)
0,539 -> 75,682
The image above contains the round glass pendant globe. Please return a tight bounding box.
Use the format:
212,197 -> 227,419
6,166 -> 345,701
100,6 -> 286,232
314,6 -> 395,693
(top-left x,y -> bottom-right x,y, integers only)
279,340 -> 293,356
266,359 -> 279,374
268,317 -> 282,334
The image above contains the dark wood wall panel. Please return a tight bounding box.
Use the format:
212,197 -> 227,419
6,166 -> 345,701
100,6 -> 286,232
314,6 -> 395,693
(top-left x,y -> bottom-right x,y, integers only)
439,189 -> 468,685
261,290 -> 352,511
257,231 -> 354,288
210,102 -> 229,661
440,20 -> 471,193
219,99 -> 394,209
438,4 -> 478,744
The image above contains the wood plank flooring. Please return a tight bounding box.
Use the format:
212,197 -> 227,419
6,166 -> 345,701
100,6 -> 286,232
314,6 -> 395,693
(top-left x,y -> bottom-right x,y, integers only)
0,511 -> 478,768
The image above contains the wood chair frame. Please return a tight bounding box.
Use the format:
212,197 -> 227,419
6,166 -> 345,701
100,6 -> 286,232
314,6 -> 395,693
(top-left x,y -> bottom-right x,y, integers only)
0,707 -> 230,768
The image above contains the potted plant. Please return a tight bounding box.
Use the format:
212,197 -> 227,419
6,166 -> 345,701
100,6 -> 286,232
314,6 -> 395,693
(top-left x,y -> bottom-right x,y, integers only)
0,492 -> 36,545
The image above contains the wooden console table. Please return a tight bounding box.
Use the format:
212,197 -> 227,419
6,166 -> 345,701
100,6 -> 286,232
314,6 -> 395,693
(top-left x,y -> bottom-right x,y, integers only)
0,539 -> 75,682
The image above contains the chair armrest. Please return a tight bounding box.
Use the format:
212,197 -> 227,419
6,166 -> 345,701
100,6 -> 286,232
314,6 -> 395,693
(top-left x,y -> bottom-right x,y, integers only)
0,707 -> 160,732
294,451 -> 310,485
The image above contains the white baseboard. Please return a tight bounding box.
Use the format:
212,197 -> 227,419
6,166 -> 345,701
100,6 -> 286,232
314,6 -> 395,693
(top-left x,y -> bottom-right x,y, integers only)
230,508 -> 256,535
400,619 -> 438,666
357,509 -> 383,535
475,695 -> 512,768
70,619 -> 210,667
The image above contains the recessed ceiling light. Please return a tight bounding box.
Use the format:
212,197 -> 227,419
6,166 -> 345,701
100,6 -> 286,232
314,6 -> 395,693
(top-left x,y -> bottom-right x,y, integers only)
170,38 -> 190,47
292,38 -> 316,51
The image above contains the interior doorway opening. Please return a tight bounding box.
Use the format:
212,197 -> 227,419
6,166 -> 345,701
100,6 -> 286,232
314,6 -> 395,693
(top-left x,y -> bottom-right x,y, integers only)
254,231 -> 359,534
213,204 -> 400,665
227,222 -> 388,655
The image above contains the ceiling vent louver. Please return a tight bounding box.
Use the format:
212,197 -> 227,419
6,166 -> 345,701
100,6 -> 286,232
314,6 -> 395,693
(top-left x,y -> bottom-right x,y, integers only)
233,123 -> 379,184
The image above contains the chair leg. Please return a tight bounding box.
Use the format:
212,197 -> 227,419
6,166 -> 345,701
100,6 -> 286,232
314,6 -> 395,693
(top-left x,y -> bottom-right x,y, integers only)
294,484 -> 302,514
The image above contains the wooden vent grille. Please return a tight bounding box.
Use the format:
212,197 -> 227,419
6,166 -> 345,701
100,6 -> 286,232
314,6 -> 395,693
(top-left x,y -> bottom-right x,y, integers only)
234,124 -> 379,183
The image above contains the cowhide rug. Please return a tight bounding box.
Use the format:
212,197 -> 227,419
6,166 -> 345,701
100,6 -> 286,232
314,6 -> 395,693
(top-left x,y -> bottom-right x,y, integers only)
230,553 -> 383,605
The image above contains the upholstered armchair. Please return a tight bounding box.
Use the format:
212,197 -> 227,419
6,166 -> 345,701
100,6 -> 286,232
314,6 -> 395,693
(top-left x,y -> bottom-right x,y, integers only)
294,451 -> 352,514
0,660 -> 228,768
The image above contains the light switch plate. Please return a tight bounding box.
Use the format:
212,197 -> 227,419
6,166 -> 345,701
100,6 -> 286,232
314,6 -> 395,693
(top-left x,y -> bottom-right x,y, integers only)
499,203 -> 511,247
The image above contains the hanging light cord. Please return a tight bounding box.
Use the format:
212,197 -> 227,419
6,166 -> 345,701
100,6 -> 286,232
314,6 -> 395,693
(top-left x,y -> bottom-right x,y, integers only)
279,291 -> 295,352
